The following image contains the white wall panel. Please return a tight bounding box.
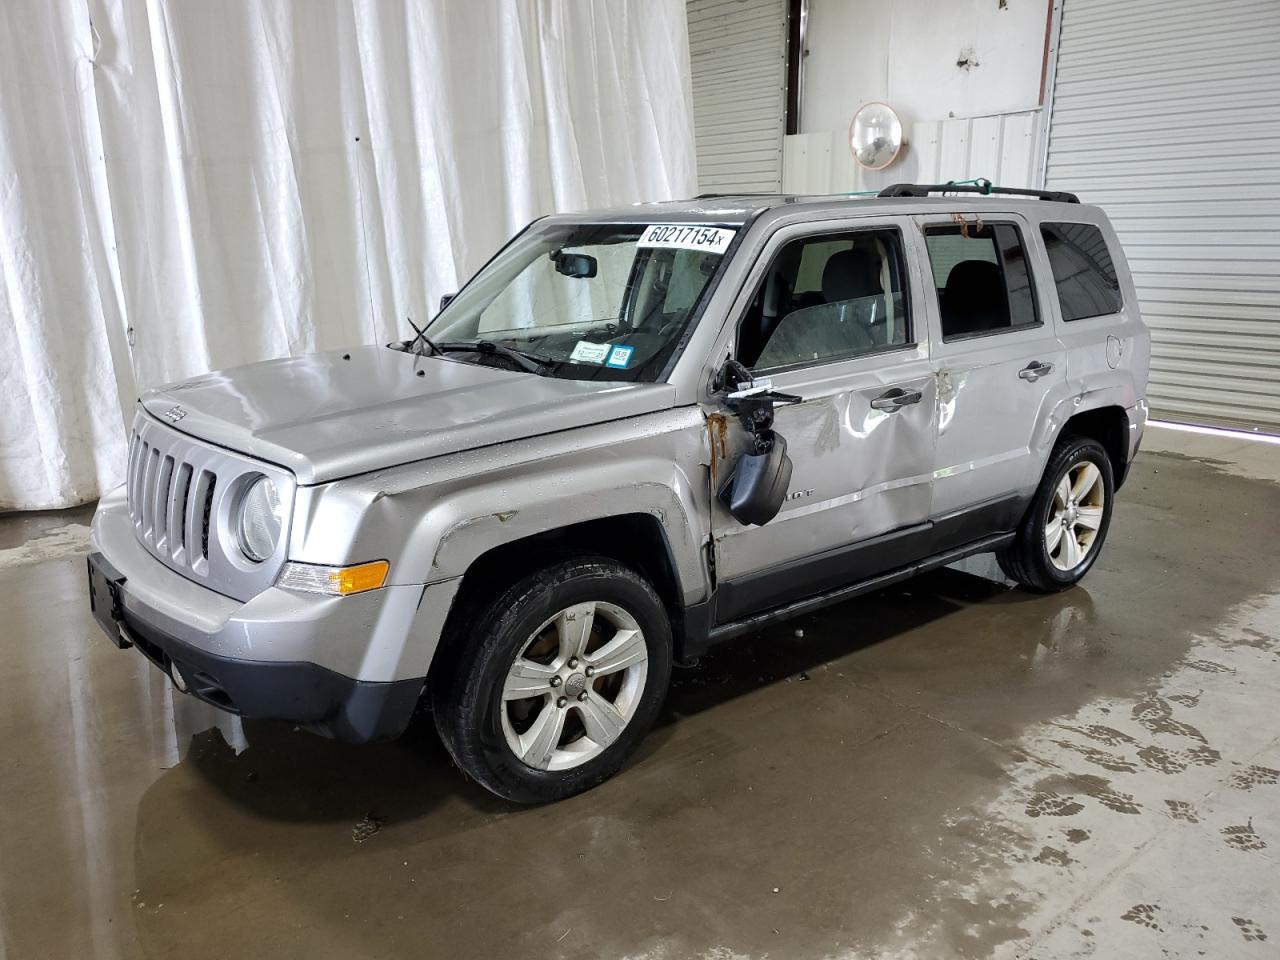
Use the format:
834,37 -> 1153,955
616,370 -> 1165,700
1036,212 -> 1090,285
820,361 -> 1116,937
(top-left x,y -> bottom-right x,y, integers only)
782,110 -> 1041,196
1046,0 -> 1280,428
688,0 -> 788,193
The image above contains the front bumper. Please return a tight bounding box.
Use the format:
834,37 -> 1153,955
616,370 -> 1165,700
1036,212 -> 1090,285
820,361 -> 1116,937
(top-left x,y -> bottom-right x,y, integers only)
89,550 -> 422,741
89,485 -> 461,742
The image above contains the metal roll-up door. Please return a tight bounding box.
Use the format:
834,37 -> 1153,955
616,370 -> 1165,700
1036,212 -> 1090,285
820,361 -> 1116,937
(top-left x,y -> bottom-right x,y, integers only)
1044,0 -> 1280,429
687,0 -> 788,194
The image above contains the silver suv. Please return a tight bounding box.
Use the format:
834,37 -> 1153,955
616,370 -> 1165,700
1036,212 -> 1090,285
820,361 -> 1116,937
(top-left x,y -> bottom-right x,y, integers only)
88,183 -> 1149,802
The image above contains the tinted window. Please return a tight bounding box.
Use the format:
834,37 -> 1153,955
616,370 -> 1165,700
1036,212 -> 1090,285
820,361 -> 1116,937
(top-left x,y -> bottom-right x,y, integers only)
1041,222 -> 1122,321
737,229 -> 911,370
925,223 -> 1038,339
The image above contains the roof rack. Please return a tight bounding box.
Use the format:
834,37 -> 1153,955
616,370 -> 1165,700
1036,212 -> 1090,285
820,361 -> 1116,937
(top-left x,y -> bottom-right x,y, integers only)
877,180 -> 1080,204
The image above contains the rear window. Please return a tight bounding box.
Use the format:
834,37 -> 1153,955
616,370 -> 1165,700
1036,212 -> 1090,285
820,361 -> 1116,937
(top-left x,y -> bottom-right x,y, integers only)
924,223 -> 1039,340
1040,222 -> 1123,321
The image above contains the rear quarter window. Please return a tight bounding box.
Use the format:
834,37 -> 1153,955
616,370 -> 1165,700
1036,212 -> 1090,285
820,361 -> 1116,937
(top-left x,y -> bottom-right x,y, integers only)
1040,222 -> 1123,321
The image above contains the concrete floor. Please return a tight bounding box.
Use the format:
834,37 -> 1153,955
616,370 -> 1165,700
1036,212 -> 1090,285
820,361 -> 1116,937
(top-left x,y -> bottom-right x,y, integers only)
1,427 -> 1277,960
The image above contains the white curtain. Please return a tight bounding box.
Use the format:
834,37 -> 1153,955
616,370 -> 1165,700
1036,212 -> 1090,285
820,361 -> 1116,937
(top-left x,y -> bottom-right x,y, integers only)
0,0 -> 696,511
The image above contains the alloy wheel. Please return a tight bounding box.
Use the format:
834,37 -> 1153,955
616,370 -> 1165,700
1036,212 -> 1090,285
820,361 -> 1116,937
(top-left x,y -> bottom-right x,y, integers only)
499,601 -> 648,772
1046,460 -> 1106,571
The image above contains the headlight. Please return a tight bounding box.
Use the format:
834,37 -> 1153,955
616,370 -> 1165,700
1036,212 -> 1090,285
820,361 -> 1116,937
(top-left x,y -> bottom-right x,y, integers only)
236,476 -> 284,562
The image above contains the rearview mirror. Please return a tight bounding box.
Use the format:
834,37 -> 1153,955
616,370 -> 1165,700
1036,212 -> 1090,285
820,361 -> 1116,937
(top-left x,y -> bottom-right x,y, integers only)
551,251 -> 598,279
718,434 -> 793,526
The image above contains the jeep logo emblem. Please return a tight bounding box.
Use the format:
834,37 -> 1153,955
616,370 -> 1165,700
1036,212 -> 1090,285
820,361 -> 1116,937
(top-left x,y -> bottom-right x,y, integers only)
162,405 -> 187,424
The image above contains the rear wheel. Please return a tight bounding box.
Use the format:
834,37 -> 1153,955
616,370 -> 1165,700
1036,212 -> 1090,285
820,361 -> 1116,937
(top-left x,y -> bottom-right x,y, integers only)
999,435 -> 1114,592
433,557 -> 672,803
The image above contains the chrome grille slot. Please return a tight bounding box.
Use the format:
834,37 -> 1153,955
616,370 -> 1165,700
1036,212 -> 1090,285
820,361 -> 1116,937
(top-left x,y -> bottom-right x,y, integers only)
199,474 -> 216,562
154,455 -> 175,550
141,446 -> 161,538
124,411 -> 295,601
169,462 -> 194,560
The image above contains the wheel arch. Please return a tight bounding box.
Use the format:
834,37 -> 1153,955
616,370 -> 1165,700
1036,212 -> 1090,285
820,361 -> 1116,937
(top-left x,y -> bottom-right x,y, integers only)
427,513 -> 696,688
1061,404 -> 1131,489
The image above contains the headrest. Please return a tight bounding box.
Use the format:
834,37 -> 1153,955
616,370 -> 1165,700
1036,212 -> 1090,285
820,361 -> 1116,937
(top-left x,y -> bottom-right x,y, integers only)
822,248 -> 883,304
943,259 -> 1003,304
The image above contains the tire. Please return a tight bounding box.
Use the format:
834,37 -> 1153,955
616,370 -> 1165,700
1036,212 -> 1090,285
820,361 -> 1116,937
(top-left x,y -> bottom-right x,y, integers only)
432,556 -> 673,804
998,435 -> 1115,593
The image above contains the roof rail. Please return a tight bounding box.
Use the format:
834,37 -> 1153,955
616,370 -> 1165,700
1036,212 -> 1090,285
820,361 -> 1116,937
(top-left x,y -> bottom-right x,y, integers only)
877,180 -> 1080,204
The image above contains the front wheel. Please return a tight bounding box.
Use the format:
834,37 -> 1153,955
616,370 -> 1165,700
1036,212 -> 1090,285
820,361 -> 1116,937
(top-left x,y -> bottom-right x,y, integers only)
432,557 -> 672,803
998,435 -> 1115,592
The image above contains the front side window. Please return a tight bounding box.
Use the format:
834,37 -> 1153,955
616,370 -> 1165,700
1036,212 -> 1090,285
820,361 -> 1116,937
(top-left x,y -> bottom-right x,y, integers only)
737,229 -> 911,371
415,222 -> 736,381
925,223 -> 1038,339
1041,222 -> 1123,321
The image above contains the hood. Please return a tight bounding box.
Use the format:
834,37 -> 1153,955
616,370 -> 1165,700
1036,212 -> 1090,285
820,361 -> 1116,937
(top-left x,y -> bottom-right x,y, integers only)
142,346 -> 677,484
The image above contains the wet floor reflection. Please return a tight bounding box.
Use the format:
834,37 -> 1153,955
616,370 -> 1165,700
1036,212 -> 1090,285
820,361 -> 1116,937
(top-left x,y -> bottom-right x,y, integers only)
4,449 -> 1278,959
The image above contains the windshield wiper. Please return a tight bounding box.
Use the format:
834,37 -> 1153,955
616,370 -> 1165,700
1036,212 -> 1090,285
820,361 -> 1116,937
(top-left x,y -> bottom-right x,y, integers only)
405,316 -> 441,357
438,340 -> 556,375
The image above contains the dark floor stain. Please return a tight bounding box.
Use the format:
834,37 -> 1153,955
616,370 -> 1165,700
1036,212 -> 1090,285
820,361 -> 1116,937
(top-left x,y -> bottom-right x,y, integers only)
1065,828 -> 1090,844
1164,799 -> 1199,823
1185,659 -> 1232,675
1121,903 -> 1162,931
1233,917 -> 1268,942
1094,786 -> 1142,815
1033,846 -> 1072,866
1221,820 -> 1266,852
1025,792 -> 1085,818
1062,724 -> 1136,747
1131,694 -> 1208,744
1051,739 -> 1139,773
1137,745 -> 1189,775
1228,764 -> 1279,791
352,813 -> 384,842
1167,691 -> 1202,707
1185,745 -> 1221,767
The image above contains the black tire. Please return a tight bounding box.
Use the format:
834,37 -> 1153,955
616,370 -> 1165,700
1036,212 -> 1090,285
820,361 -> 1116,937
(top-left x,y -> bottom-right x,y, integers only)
432,556 -> 673,804
998,435 -> 1115,593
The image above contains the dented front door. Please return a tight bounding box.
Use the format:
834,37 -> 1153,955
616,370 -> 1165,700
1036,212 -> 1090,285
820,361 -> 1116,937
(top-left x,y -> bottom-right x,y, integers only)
708,349 -> 937,622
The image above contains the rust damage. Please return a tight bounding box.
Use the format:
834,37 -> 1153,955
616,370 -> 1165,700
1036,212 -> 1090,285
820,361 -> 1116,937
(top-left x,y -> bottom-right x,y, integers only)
705,411 -> 730,486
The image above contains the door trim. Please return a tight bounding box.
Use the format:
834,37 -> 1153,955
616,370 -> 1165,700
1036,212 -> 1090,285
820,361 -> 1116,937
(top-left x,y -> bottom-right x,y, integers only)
711,492 -> 1027,624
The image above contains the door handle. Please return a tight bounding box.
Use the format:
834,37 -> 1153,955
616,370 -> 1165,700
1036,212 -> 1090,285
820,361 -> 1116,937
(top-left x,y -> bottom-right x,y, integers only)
870,388 -> 923,412
1018,360 -> 1055,382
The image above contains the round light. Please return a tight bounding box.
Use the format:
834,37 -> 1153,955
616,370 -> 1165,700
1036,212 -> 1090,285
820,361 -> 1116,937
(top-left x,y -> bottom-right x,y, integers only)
236,476 -> 283,562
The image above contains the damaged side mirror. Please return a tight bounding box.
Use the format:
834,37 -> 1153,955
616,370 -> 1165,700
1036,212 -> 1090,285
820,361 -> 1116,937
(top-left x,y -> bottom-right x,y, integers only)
714,359 -> 801,527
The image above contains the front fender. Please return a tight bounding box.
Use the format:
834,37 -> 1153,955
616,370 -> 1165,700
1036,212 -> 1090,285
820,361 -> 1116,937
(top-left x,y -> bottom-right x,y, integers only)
288,408 -> 712,607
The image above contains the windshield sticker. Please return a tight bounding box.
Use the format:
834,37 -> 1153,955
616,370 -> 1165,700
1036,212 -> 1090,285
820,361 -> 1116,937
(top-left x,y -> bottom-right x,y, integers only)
638,224 -> 735,255
569,340 -> 611,364
605,345 -> 634,369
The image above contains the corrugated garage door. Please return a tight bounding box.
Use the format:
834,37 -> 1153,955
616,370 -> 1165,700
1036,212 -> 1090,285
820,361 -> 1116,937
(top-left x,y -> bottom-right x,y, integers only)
1045,0 -> 1280,428
687,0 -> 788,194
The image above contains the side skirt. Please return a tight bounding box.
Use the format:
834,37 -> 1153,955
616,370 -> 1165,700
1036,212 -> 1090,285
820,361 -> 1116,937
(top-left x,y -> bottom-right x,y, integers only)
679,530 -> 1015,660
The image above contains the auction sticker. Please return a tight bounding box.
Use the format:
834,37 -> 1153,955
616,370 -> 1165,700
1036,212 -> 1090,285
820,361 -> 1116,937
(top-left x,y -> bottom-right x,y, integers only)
569,340 -> 611,364
638,224 -> 735,254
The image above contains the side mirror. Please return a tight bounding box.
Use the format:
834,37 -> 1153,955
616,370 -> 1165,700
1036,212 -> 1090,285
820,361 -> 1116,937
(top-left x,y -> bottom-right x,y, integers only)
439,293 -> 456,312
718,433 -> 793,526
550,250 -> 598,279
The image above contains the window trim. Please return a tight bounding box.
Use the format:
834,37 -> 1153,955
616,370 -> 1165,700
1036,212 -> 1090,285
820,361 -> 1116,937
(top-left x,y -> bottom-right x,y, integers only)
923,220 -> 1043,343
733,223 -> 917,375
1039,220 -> 1124,324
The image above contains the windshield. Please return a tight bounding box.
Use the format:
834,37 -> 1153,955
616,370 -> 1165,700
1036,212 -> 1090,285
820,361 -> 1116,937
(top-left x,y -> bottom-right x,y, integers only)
408,221 -> 737,381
